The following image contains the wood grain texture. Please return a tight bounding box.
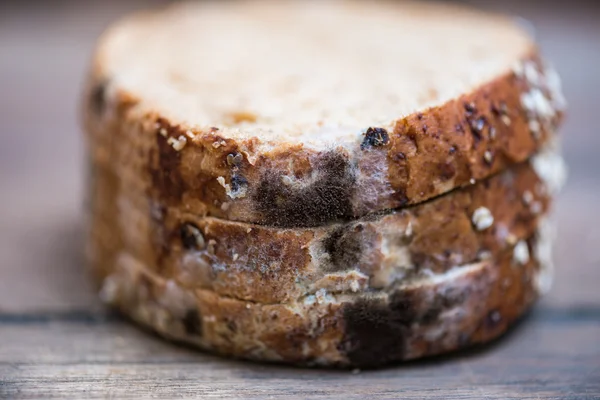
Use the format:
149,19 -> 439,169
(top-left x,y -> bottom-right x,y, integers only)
1,307 -> 599,399
0,0 -> 599,398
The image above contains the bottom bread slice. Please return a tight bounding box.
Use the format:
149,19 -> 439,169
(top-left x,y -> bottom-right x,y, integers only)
97,231 -> 549,368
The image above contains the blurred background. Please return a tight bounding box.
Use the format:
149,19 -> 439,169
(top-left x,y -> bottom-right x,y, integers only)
0,0 -> 598,397
1,0 -> 598,312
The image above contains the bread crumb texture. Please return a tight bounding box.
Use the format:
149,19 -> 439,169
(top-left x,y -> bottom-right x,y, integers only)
85,0 -> 566,226
97,0 -> 535,141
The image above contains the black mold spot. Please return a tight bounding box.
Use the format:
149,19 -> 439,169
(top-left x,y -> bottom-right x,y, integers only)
182,309 -> 202,336
341,289 -> 469,366
464,102 -> 477,116
252,151 -> 355,227
394,188 -> 409,207
230,174 -> 248,193
390,291 -> 421,324
409,252 -> 427,272
420,303 -> 443,325
322,225 -> 364,272
90,80 -> 107,116
361,127 -> 389,150
341,297 -> 413,367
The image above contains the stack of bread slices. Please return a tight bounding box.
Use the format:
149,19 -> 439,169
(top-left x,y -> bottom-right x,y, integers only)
84,0 -> 567,367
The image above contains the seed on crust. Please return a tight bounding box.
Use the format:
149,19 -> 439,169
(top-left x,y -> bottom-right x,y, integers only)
505,233 -> 518,246
185,130 -> 195,139
167,135 -> 187,151
472,207 -> 494,231
180,223 -> 205,250
227,153 -> 243,167
529,120 -> 541,138
207,239 -> 217,255
470,117 -> 486,133
361,127 -> 390,150
483,151 -> 494,165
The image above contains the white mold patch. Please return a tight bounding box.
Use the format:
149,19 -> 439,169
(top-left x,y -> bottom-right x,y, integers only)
512,240 -> 530,266
531,149 -> 567,195
533,217 -> 557,295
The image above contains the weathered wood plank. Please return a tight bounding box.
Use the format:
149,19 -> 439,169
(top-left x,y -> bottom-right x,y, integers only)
1,307 -> 599,399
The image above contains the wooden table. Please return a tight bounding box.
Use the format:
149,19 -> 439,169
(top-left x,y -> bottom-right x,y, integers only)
1,1 -> 598,398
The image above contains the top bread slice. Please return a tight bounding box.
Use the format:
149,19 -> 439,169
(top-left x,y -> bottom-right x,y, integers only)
84,0 -> 565,227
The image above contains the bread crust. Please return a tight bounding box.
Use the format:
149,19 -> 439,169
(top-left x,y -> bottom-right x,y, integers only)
84,48 -> 564,227
95,238 -> 543,367
88,157 -> 551,304
82,1 -> 565,367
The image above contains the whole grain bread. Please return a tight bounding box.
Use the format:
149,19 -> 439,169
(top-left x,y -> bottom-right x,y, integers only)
83,0 -> 565,227
95,231 -> 550,367
87,150 -> 563,304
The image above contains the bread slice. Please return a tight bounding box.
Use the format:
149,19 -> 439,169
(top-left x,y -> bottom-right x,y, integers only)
84,0 -> 565,227
87,150 -> 561,304
96,231 -> 549,367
